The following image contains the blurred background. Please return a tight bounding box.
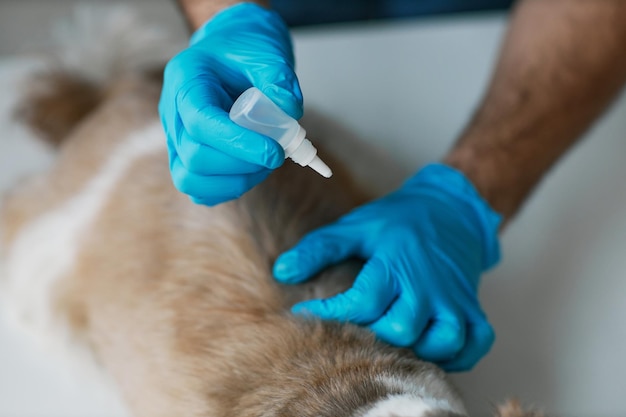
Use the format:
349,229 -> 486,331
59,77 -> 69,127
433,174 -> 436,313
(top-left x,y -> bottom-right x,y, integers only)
1,1 -> 626,417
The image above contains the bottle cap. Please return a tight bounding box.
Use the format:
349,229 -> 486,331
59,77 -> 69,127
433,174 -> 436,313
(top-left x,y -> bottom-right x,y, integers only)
308,156 -> 333,178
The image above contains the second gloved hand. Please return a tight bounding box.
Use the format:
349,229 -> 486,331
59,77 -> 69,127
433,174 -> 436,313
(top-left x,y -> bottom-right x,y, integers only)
159,3 -> 303,205
273,164 -> 502,371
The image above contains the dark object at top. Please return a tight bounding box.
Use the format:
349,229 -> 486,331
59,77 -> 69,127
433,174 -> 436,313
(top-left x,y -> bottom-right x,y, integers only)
271,0 -> 515,27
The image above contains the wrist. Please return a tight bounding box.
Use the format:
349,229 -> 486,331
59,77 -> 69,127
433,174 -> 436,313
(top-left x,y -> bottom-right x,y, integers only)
178,1 -> 270,31
443,135 -> 538,225
406,163 -> 502,270
190,3 -> 288,45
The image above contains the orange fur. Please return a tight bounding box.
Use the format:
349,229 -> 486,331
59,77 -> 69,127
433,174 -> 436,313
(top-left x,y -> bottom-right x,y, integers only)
14,70 -> 103,147
2,63 -> 544,417
3,71 -> 465,416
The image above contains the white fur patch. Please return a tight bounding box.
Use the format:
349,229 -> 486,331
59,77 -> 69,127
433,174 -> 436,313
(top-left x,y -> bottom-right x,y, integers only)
2,122 -> 165,344
367,374 -> 468,417
360,394 -> 459,417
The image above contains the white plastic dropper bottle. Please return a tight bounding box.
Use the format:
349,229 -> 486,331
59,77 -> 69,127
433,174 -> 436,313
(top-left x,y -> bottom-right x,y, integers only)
229,87 -> 332,178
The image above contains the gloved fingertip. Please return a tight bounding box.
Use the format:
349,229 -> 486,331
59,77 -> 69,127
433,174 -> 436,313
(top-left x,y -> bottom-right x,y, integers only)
189,196 -> 205,206
293,299 -> 342,322
264,143 -> 286,169
291,301 -> 319,318
262,84 -> 303,120
273,252 -> 303,283
433,322 -> 464,345
189,196 -> 220,207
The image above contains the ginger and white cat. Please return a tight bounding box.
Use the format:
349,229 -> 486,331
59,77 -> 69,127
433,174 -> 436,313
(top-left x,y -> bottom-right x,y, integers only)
0,8 -> 540,417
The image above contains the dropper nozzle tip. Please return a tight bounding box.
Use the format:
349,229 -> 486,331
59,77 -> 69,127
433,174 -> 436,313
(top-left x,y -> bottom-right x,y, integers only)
308,156 -> 333,178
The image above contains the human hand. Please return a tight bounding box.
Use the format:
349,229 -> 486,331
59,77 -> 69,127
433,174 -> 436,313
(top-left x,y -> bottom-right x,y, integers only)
159,3 -> 303,205
273,164 -> 502,371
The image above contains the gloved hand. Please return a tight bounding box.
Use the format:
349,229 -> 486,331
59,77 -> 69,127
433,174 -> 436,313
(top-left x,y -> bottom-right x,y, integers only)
159,3 -> 303,205
274,164 -> 502,371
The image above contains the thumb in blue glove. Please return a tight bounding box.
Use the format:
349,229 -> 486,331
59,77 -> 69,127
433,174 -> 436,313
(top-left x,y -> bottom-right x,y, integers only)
159,3 -> 303,206
273,163 -> 502,372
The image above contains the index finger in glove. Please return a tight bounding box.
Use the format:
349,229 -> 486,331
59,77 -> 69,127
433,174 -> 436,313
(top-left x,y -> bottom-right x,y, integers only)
175,129 -> 270,176
291,257 -> 398,325
273,222 -> 363,284
412,314 -> 467,362
176,80 -> 285,169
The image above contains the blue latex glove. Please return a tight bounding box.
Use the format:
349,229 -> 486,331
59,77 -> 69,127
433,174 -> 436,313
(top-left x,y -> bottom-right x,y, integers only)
159,3 -> 303,205
274,164 -> 502,371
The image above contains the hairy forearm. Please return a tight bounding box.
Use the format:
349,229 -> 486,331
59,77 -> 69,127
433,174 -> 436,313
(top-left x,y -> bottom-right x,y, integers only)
177,0 -> 269,30
445,0 -> 626,223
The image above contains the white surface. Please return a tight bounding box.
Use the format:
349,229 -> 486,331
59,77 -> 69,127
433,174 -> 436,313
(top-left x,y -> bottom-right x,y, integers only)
0,60 -> 130,417
1,7 -> 626,417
